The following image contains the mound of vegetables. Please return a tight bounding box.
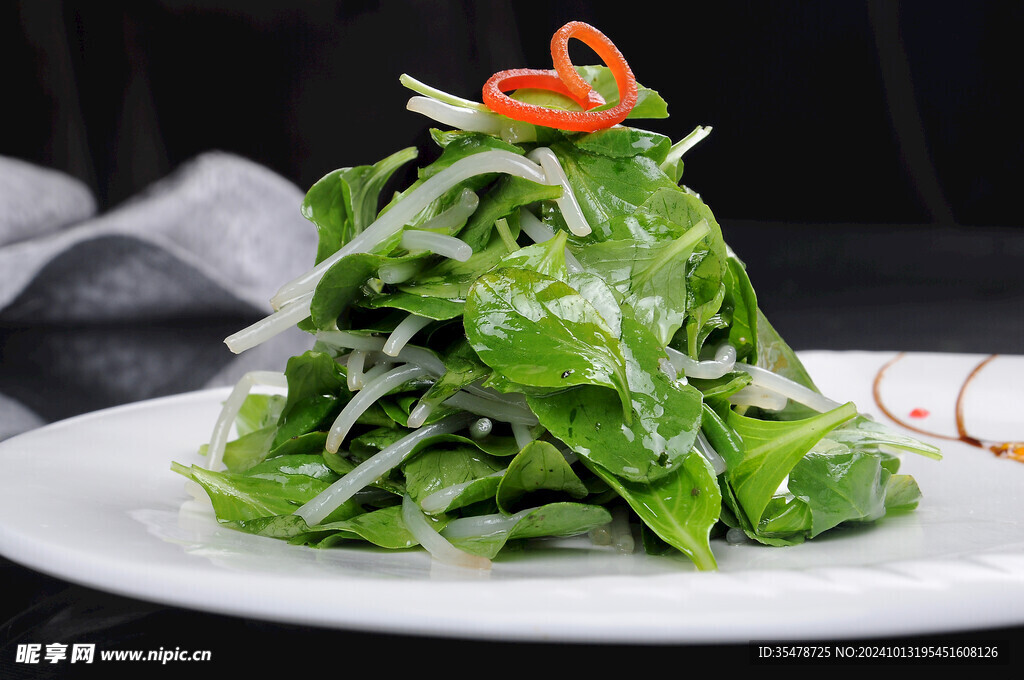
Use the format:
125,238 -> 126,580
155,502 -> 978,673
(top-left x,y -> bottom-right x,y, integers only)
173,22 -> 939,571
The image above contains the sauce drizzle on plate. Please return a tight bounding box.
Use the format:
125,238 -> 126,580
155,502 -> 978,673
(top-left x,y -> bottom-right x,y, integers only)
872,352 -> 1023,462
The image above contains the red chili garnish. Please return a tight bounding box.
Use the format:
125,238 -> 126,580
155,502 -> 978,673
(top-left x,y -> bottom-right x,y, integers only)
483,67 -> 605,112
482,21 -> 639,132
909,408 -> 930,419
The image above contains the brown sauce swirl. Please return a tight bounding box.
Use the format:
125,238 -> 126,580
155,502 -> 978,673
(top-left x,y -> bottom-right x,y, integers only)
872,352 -> 1023,462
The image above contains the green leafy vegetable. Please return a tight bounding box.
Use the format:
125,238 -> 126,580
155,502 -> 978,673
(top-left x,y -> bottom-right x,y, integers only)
527,315 -> 703,483
465,267 -> 633,420
496,440 -> 589,513
304,148 -> 418,264
177,38 -> 940,572
725,401 -> 857,527
588,451 -> 721,570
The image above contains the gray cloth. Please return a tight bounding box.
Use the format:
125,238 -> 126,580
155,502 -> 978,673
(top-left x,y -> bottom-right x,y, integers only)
0,152 -> 319,440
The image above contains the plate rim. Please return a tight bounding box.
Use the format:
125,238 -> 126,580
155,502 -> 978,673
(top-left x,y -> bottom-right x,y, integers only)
2,349 -> 1023,643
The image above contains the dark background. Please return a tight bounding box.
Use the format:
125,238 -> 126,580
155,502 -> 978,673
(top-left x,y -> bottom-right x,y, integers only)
7,0 -> 1023,354
3,0 -> 1023,673
7,0 -> 1021,227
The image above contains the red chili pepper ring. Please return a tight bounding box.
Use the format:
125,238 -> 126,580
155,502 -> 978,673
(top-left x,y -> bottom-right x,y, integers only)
482,21 -> 639,133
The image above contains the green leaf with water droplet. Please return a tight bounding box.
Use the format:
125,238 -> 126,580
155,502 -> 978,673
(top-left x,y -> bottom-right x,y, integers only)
464,267 -> 632,421
526,314 -> 702,483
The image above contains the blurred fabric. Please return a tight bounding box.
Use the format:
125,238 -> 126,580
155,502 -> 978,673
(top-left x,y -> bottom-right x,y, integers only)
0,152 -> 317,440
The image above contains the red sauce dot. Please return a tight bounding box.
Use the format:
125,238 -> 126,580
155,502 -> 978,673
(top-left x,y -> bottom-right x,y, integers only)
909,408 -> 930,419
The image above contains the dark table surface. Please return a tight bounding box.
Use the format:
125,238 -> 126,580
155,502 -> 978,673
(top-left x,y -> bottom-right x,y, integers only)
2,220 -> 1022,675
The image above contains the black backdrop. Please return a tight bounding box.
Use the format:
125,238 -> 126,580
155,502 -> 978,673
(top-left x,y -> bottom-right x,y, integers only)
6,0 -> 1023,354
4,0 -> 1024,672
7,0 -> 1022,227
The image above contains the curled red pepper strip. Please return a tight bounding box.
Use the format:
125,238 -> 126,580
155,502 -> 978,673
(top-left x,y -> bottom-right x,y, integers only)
483,68 -> 605,112
482,21 -> 638,133
550,21 -> 637,115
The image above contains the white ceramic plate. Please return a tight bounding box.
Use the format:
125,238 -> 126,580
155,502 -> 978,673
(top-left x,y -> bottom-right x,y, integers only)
1,350 -> 1022,644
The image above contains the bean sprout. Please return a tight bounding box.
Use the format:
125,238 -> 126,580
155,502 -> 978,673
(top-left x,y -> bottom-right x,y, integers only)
666,343 -> 737,379
224,293 -> 313,355
735,363 -> 842,413
694,430 -> 728,475
402,494 -> 491,569
400,230 -> 472,262
527,147 -> 592,237
205,371 -> 288,471
326,364 -> 426,452
382,314 -> 433,357
519,209 -> 584,273
346,350 -> 369,391
296,412 -> 475,525
270,151 -> 549,308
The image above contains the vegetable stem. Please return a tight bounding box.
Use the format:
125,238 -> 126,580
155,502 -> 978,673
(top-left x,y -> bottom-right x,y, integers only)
297,413 -> 476,525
